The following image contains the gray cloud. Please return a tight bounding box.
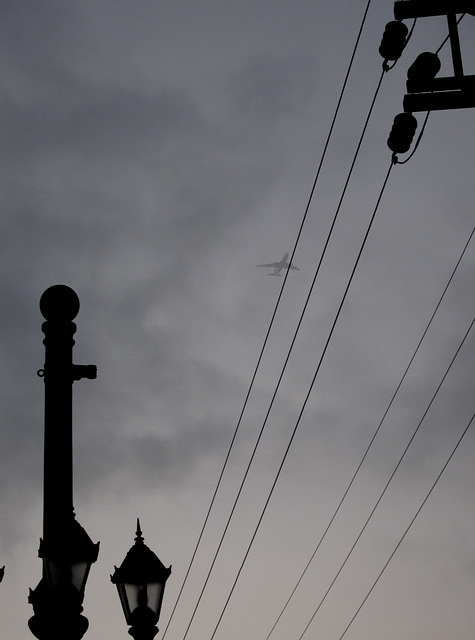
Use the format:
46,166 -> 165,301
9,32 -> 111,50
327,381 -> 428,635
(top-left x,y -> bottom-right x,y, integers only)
0,2 -> 474,640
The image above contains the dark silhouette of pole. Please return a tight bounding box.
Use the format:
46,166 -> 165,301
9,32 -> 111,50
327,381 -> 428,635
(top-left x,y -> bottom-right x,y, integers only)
29,285 -> 99,640
41,285 -> 79,541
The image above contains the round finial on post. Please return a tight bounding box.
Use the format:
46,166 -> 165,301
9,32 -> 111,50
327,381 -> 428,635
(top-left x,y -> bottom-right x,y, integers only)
40,285 -> 80,321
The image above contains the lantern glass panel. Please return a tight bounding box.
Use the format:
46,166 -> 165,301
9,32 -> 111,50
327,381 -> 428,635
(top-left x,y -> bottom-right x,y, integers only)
44,558 -> 91,594
71,561 -> 89,593
125,583 -> 140,616
146,582 -> 163,616
125,582 -> 163,615
44,559 -> 62,590
115,582 -> 132,623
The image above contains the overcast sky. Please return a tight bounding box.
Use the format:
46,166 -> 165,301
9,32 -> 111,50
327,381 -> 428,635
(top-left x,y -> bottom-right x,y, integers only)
1,2 -> 474,640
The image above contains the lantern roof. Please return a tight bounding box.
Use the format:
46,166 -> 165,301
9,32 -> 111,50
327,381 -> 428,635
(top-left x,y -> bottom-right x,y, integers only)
39,516 -> 100,565
112,520 -> 171,586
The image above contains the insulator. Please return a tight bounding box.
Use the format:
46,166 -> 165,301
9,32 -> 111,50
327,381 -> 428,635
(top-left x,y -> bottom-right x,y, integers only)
387,113 -> 418,154
379,21 -> 409,61
407,52 -> 441,83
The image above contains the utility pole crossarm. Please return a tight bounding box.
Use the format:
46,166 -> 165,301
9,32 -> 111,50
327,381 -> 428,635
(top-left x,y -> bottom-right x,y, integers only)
393,0 -> 475,111
394,0 -> 475,19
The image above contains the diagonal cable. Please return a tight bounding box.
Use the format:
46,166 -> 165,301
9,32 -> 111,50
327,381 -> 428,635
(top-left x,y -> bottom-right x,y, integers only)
264,224 -> 475,640
338,409 -> 475,640
206,161 -> 394,640
296,315 -> 475,640
161,2 -> 375,637
178,66 -> 388,640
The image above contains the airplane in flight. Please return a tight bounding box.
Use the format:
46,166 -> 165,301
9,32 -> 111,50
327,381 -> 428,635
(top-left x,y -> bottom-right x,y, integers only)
257,253 -> 300,276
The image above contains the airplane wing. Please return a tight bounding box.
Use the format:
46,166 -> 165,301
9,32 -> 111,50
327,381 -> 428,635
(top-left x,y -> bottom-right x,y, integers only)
257,254 -> 298,275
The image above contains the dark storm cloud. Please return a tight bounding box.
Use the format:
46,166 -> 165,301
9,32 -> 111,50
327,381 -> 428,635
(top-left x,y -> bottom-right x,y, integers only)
1,46 -> 311,280
2,81 -> 202,167
1,17 -> 310,443
1,2 -> 86,68
229,53 -> 318,130
72,342 -> 245,496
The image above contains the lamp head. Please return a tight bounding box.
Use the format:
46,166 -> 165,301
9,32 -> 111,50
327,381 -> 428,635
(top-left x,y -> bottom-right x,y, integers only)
111,520 -> 171,628
40,285 -> 80,321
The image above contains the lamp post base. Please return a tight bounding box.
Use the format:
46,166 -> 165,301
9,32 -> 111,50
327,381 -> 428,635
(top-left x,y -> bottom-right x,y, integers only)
28,613 -> 89,640
28,579 -> 89,640
128,625 -> 159,640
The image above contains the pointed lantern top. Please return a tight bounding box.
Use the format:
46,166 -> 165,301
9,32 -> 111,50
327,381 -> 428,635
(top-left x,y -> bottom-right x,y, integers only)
112,520 -> 171,586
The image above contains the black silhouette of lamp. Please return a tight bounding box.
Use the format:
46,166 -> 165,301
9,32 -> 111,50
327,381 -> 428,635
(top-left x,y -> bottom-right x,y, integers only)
112,520 -> 171,640
38,517 -> 99,597
28,285 -> 99,640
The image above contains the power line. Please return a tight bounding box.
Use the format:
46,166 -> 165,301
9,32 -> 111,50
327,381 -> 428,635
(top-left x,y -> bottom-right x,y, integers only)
435,13 -> 465,54
175,19 -> 405,631
206,161 -> 395,640
164,7 -> 465,640
263,225 -> 475,640
177,64 -> 391,640
161,2 -> 376,637
261,22 -> 474,637
175,12 -> 473,639
338,410 -> 475,640
295,315 -> 475,640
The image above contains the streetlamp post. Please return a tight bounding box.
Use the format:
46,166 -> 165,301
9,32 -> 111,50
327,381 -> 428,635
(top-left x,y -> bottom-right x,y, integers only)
112,520 -> 172,640
25,285 -> 171,638
28,285 -> 99,640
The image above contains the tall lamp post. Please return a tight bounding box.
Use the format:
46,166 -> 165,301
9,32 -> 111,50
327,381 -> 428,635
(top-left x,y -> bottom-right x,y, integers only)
112,520 -> 172,640
25,285 -> 171,638
28,285 -> 99,640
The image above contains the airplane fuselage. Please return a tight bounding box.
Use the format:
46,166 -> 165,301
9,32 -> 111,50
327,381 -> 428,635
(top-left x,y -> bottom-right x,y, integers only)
257,253 -> 300,275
